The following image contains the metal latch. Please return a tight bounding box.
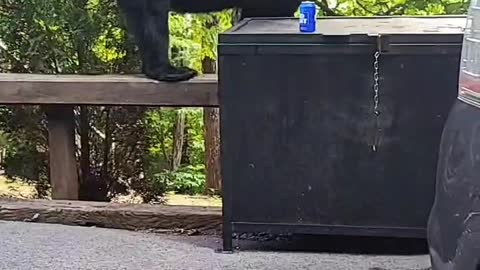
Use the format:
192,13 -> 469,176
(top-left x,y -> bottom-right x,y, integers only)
376,34 -> 391,53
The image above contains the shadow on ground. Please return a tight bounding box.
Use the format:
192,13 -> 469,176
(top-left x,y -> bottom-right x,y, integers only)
236,235 -> 429,255
167,232 -> 429,256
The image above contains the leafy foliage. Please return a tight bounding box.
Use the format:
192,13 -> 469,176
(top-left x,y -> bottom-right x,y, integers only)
314,0 -> 469,16
152,164 -> 206,197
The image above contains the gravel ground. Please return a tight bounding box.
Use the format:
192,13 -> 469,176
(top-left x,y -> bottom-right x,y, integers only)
0,221 -> 431,270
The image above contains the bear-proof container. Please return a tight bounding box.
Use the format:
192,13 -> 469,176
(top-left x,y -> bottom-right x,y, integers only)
217,16 -> 465,251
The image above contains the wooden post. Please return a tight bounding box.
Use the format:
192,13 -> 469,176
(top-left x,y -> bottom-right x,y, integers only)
44,105 -> 79,200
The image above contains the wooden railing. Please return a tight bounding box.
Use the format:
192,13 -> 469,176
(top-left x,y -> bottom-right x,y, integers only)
0,73 -> 219,199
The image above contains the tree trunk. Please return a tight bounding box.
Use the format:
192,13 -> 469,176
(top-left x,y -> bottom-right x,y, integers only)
172,110 -> 185,171
202,57 -> 222,195
80,106 -> 90,182
181,120 -> 191,165
78,106 -> 93,201
103,107 -> 111,180
157,108 -> 170,167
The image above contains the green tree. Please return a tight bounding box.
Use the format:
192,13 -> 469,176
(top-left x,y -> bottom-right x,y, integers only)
314,0 -> 468,16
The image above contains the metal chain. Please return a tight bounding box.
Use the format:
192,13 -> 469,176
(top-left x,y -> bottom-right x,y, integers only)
373,51 -> 380,116
372,51 -> 381,152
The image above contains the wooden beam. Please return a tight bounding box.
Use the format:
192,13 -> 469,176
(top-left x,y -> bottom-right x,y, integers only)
0,73 -> 218,107
0,199 -> 222,232
44,105 -> 79,200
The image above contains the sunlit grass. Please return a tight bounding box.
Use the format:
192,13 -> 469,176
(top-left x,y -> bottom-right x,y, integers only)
0,176 -> 222,207
0,176 -> 36,199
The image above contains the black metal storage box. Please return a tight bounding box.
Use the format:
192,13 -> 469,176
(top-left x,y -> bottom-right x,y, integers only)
218,16 -> 465,251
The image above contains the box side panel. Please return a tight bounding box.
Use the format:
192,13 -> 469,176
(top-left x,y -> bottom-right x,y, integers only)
219,49 -> 460,230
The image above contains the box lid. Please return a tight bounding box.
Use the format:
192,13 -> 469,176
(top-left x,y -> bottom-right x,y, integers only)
219,16 -> 466,46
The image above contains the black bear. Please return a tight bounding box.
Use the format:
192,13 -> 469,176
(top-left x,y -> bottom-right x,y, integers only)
117,0 -> 302,82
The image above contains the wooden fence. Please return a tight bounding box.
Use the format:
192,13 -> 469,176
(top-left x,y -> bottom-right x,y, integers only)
0,73 -> 218,199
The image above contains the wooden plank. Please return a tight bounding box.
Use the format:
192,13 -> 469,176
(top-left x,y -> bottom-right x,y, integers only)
44,105 -> 79,200
0,73 -> 218,106
0,199 -> 222,232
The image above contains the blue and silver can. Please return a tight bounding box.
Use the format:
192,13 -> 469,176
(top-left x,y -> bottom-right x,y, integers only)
299,1 -> 317,33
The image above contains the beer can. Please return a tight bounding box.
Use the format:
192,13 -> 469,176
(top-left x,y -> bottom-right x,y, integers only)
299,1 -> 317,33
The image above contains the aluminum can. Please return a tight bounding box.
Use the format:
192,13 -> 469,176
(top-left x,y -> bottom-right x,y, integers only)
299,1 -> 317,33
